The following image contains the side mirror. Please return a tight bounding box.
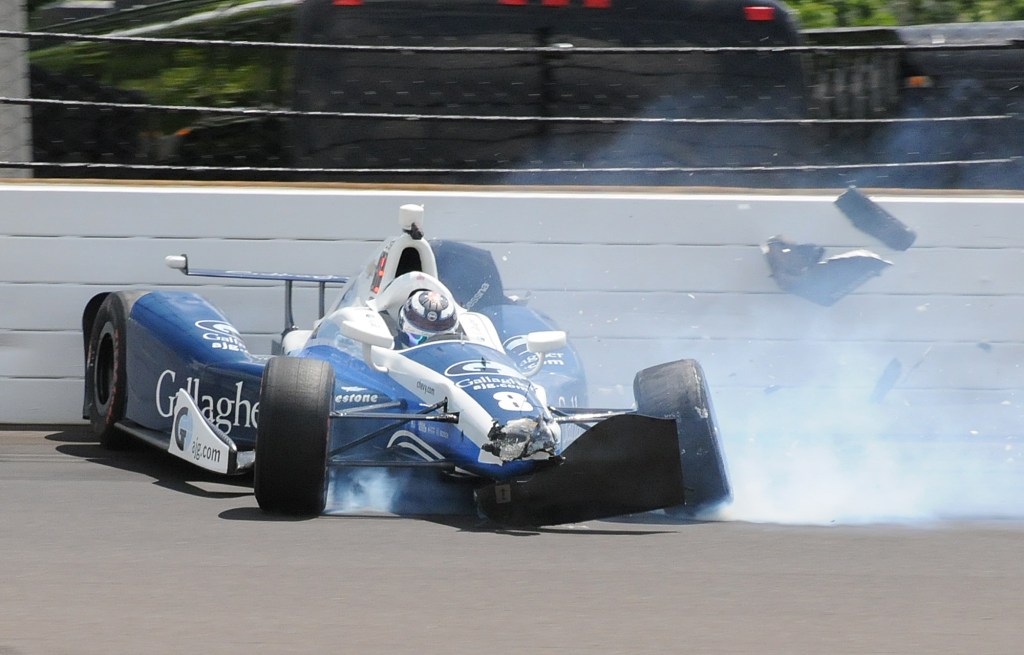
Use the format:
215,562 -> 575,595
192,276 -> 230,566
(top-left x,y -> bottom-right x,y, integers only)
527,330 -> 566,354
337,307 -> 394,371
340,316 -> 394,349
522,330 -> 567,377
165,254 -> 188,271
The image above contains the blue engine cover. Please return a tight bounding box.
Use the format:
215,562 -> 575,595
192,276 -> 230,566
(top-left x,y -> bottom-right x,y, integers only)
125,292 -> 266,448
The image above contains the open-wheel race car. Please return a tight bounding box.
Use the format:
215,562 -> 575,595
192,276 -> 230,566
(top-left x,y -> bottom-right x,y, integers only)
82,204 -> 730,525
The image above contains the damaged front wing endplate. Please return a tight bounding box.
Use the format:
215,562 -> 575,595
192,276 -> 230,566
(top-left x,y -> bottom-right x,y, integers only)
475,415 -> 684,526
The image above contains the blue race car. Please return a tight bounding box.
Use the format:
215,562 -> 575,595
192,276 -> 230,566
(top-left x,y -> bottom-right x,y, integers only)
82,204 -> 730,525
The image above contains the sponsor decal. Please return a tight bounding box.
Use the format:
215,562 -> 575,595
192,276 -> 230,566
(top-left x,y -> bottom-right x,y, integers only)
455,375 -> 532,394
169,390 -> 229,473
444,359 -> 522,379
335,385 -> 381,404
173,404 -> 191,451
415,380 -> 437,397
335,392 -> 381,404
502,335 -> 530,358
156,370 -> 258,435
463,282 -> 490,310
556,395 -> 581,408
414,421 -> 449,439
502,335 -> 565,371
196,320 -> 247,353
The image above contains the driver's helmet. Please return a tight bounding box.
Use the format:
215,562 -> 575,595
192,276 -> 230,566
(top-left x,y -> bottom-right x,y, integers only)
397,289 -> 458,347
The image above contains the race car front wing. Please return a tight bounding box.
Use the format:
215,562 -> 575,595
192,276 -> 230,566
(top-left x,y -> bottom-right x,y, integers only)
475,414 -> 684,526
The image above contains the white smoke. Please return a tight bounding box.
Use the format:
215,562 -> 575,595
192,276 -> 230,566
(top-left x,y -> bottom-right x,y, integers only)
718,416 -> 1022,526
704,325 -> 1024,524
583,335 -> 1023,526
325,468 -> 401,514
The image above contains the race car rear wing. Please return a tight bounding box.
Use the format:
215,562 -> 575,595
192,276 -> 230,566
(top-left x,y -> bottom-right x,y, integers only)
165,254 -> 349,335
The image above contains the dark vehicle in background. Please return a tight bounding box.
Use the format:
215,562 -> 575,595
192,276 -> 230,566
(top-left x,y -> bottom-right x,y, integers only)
288,0 -> 809,185
23,0 -> 1024,187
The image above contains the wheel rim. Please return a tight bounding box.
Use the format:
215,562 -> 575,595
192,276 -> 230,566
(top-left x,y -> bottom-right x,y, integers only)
94,329 -> 115,408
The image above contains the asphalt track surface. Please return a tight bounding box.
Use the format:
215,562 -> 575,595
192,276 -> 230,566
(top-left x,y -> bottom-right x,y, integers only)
2,427 -> 1022,655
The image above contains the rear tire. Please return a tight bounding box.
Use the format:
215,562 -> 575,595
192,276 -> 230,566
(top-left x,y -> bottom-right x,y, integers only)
254,356 -> 334,516
84,291 -> 145,449
634,359 -> 730,516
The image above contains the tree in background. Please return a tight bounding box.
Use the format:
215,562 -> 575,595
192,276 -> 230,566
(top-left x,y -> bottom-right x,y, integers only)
788,0 -> 1024,27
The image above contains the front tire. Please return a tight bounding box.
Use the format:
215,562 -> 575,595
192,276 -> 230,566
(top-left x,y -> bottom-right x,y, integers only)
254,356 -> 334,516
84,291 -> 145,449
634,359 -> 731,516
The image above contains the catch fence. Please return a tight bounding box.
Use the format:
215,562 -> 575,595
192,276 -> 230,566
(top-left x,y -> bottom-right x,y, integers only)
1,2 -> 1021,188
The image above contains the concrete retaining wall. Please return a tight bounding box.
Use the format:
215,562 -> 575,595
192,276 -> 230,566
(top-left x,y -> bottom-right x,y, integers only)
2,182 -> 1022,443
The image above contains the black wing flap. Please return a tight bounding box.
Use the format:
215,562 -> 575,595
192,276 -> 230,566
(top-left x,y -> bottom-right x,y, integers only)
475,415 -> 684,526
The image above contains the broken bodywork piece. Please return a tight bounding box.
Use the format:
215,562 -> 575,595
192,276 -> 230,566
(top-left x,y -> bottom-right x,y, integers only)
763,236 -> 892,306
870,357 -> 903,403
483,416 -> 561,462
835,186 -> 917,251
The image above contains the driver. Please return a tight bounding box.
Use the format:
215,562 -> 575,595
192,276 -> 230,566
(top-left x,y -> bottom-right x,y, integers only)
396,288 -> 459,347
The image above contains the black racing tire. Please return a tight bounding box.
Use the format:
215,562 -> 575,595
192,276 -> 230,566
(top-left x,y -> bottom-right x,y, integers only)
633,359 -> 730,516
254,356 -> 334,516
84,291 -> 146,449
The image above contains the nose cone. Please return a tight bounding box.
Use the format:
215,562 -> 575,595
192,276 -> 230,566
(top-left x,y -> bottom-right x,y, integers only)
482,416 -> 561,463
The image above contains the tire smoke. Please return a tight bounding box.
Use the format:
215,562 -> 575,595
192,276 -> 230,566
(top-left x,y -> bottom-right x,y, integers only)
717,399 -> 1023,525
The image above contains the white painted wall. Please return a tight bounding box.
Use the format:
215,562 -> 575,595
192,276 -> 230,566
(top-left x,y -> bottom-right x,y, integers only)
2,182 -> 1022,445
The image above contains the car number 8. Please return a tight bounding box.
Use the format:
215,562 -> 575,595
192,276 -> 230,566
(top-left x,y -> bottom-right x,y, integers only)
494,391 -> 533,412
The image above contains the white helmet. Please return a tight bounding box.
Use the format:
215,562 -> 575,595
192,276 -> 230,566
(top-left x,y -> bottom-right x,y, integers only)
398,289 -> 457,346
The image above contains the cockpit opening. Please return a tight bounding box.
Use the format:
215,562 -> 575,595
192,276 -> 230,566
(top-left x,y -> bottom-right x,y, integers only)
395,247 -> 423,278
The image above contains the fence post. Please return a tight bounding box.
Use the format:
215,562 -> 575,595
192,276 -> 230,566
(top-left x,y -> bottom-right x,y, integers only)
0,1 -> 31,178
